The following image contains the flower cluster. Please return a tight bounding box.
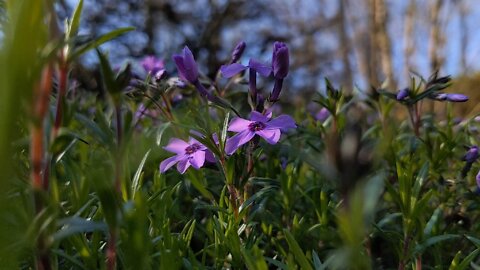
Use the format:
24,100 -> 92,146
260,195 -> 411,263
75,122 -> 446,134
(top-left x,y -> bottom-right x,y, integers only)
220,41 -> 289,108
160,41 -> 296,174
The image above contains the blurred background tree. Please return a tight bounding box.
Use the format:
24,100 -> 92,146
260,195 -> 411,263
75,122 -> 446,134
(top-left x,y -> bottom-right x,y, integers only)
50,0 -> 480,115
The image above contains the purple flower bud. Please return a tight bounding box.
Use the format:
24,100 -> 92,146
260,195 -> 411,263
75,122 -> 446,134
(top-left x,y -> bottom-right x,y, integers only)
172,46 -> 199,84
272,42 -> 289,79
315,108 -> 330,122
230,41 -> 246,63
446,93 -> 468,102
463,146 -> 479,163
396,88 -> 410,101
269,42 -> 289,102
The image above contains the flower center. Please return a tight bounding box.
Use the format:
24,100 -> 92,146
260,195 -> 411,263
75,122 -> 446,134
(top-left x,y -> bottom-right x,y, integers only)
185,143 -> 201,155
248,121 -> 266,132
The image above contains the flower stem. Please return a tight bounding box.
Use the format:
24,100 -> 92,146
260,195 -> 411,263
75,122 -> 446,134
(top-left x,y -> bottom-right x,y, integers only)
52,57 -> 68,138
106,229 -> 117,270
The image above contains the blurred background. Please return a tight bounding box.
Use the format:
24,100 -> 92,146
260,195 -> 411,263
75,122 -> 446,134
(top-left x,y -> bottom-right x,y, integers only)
54,0 -> 480,114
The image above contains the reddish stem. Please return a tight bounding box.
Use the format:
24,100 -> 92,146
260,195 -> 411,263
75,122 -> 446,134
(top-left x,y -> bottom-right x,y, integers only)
106,230 -> 117,270
52,60 -> 68,139
31,64 -> 54,270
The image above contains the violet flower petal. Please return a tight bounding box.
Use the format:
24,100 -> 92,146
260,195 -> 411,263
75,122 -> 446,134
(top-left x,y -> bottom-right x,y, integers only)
190,151 -> 206,169
250,111 -> 270,123
228,117 -> 252,132
249,59 -> 272,77
177,158 -> 191,174
446,93 -> 468,102
225,130 -> 255,155
266,115 -> 296,130
256,129 -> 281,144
172,54 -> 187,81
164,138 -> 190,154
160,155 -> 181,173
221,63 -> 247,78
181,46 -> 198,82
205,150 -> 216,163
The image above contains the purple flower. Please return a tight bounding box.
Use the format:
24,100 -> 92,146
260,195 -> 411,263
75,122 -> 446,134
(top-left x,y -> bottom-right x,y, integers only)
142,56 -> 165,80
396,88 -> 410,101
160,138 -> 214,174
225,111 -> 296,155
462,146 -> 479,163
230,41 -> 246,63
172,46 -> 199,84
270,42 -> 289,102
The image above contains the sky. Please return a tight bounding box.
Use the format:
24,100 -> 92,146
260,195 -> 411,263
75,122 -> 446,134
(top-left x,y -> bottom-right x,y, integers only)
59,0 -> 480,91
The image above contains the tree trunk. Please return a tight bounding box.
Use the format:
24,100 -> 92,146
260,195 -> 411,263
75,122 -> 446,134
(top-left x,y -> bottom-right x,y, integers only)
403,0 -> 416,80
428,0 -> 445,74
372,0 -> 396,89
338,0 -> 353,91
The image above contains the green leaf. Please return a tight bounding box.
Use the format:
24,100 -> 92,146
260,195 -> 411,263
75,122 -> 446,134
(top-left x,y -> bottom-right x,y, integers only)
156,122 -> 171,146
51,249 -> 87,270
74,113 -> 111,146
423,207 -> 442,237
186,170 -> 214,200
264,257 -> 288,270
283,229 -> 313,270
312,250 -> 326,270
96,49 -> 119,99
131,149 -> 150,199
451,249 -> 480,270
241,245 -> 268,270
412,162 -> 429,199
66,0 -> 84,39
69,27 -> 135,61
466,235 -> 480,248
239,186 -> 276,215
52,217 -> 108,242
220,111 -> 230,152
413,234 -> 460,255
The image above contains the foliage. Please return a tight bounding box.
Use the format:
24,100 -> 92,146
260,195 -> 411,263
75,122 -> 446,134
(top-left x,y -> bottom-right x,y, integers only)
2,1 -> 480,269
